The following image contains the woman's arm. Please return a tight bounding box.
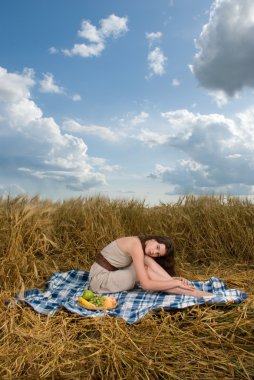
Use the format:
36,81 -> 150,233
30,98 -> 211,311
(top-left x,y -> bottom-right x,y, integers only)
144,256 -> 194,288
130,239 -> 193,291
144,255 -> 169,279
173,277 -> 191,286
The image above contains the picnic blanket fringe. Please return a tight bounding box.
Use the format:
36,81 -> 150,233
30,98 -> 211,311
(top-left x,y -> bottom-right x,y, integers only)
13,270 -> 247,324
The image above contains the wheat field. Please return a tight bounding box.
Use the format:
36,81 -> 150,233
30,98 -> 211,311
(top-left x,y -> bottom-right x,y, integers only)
1,195 -> 253,379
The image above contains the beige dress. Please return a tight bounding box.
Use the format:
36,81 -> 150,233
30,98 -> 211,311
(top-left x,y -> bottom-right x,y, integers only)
88,240 -> 137,293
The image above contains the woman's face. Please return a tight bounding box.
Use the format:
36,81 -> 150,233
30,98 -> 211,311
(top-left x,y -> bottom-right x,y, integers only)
144,239 -> 166,258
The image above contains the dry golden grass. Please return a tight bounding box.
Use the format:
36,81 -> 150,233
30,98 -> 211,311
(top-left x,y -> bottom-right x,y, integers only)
0,194 -> 253,379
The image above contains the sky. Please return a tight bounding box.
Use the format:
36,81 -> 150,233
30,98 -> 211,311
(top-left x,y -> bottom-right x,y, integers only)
1,0 -> 254,205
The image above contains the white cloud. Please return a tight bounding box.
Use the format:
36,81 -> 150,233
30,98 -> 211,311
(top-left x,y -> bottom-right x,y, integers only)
78,20 -> 102,43
146,30 -> 167,78
147,47 -> 167,77
150,162 -> 253,196
161,109 -> 197,140
130,111 -> 149,126
141,108 -> 254,194
71,94 -> 81,102
191,0 -> 254,100
235,106 -> 254,148
62,14 -> 128,58
227,154 -> 242,159
117,189 -> 135,194
18,167 -> 106,190
0,67 -> 34,103
146,32 -> 162,47
8,98 -> 43,129
180,159 -> 209,175
0,66 -> 107,191
48,46 -> 58,54
62,119 -> 119,141
100,14 -> 128,38
63,42 -> 105,58
171,78 -> 180,87
88,157 -> 119,172
39,73 -> 65,94
207,89 -> 230,107
135,129 -> 168,148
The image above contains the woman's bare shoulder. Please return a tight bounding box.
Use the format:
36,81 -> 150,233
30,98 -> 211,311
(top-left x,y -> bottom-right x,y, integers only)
116,236 -> 142,254
116,236 -> 138,243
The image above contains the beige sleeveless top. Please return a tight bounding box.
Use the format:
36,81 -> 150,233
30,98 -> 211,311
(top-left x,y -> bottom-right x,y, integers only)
88,240 -> 136,293
101,240 -> 132,268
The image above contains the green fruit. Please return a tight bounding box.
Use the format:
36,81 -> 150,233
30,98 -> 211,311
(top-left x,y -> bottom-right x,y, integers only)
82,289 -> 94,300
89,296 -> 105,306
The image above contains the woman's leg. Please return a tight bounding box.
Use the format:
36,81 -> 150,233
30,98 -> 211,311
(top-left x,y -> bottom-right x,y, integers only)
144,255 -> 171,279
144,257 -> 212,298
89,263 -> 137,293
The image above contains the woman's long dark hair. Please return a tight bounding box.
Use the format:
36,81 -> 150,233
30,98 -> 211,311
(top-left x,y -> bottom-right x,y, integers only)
138,235 -> 176,276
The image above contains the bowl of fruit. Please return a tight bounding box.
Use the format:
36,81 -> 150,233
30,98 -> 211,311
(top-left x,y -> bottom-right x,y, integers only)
78,289 -> 118,310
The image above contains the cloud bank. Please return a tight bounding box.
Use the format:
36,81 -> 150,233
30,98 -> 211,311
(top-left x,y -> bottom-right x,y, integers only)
136,108 -> 254,195
0,66 -> 107,192
191,0 -> 254,102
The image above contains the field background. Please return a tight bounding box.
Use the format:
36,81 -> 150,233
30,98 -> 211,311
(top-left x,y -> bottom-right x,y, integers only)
1,195 -> 253,379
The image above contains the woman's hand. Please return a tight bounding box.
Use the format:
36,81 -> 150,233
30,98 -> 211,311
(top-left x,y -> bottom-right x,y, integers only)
174,277 -> 190,286
173,277 -> 195,290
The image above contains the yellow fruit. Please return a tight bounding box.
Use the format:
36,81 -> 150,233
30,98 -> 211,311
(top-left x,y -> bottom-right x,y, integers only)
78,296 -> 117,310
78,297 -> 97,309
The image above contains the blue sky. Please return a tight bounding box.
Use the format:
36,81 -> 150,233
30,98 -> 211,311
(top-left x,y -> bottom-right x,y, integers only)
1,0 -> 254,205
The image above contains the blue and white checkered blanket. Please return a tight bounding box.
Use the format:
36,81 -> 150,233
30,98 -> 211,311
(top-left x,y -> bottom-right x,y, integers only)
15,270 -> 247,324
